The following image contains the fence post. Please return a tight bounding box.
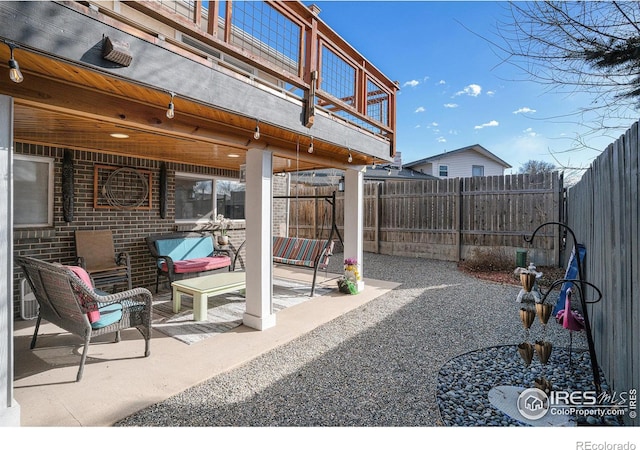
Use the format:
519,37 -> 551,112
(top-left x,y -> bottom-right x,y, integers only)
456,178 -> 463,261
376,182 -> 382,253
553,171 -> 563,266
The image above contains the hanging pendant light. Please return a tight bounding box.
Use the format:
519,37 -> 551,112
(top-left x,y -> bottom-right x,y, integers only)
308,136 -> 314,153
166,92 -> 175,119
8,44 -> 23,83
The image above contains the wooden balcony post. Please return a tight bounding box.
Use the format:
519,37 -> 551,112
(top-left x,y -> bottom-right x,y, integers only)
207,1 -> 220,37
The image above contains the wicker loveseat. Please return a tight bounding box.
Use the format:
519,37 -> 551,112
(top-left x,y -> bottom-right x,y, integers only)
15,255 -> 153,382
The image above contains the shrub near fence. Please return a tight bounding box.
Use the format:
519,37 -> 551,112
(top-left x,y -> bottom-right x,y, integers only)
287,171 -> 564,266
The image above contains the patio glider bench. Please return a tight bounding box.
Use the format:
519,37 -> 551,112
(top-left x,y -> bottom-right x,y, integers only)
272,236 -> 335,296
145,231 -> 232,296
15,255 -> 153,382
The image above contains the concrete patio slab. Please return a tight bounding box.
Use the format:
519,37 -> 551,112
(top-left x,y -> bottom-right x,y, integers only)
12,266 -> 398,427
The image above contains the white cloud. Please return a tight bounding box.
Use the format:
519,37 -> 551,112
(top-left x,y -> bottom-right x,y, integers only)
437,136 -> 447,143
438,80 -> 446,85
415,106 -> 426,113
474,120 -> 499,129
444,103 -> 458,108
486,90 -> 496,97
523,127 -> 537,137
513,107 -> 537,114
414,124 -> 421,129
454,84 -> 482,97
404,80 -> 420,88
431,122 -> 439,127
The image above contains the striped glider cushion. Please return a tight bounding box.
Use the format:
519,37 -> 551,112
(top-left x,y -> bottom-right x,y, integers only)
272,237 -> 332,268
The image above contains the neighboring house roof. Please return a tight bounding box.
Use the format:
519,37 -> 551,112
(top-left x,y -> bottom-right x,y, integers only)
405,144 -> 512,169
290,166 -> 437,186
364,165 -> 438,181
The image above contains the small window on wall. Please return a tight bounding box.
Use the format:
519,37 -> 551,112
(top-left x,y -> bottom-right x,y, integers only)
175,173 -> 246,222
13,155 -> 54,227
472,165 -> 485,177
439,165 -> 448,177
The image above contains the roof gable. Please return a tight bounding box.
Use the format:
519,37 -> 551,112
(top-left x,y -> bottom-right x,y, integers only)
405,144 -> 512,169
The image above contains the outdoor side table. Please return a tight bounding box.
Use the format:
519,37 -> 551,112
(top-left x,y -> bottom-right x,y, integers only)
171,271 -> 246,321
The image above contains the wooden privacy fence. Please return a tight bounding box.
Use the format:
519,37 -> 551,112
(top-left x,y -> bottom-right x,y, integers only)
565,120 -> 639,426
286,171 -> 564,266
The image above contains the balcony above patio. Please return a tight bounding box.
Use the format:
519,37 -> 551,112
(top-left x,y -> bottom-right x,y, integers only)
0,0 -> 398,173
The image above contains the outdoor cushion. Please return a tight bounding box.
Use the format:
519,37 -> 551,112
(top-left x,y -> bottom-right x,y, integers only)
90,303 -> 123,329
155,237 -> 213,268
272,256 -> 315,268
161,256 -> 232,274
66,265 -> 101,323
272,237 -> 332,267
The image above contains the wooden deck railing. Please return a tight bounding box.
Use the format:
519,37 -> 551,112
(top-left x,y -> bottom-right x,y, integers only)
119,0 -> 398,153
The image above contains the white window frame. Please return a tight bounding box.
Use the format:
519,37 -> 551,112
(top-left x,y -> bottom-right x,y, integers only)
472,165 -> 485,177
439,165 -> 448,177
13,154 -> 54,228
174,172 -> 245,224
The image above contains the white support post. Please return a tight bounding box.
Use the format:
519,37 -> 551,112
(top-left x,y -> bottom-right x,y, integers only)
242,148 -> 276,330
343,167 -> 365,292
0,95 -> 19,426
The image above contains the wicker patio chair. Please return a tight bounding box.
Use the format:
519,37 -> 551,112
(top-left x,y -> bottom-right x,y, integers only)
74,229 -> 132,291
15,255 -> 153,382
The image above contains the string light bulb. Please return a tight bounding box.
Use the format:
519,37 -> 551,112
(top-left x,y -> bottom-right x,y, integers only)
166,92 -> 175,119
8,44 -> 23,83
308,137 -> 314,154
347,152 -> 353,163
253,120 -> 260,140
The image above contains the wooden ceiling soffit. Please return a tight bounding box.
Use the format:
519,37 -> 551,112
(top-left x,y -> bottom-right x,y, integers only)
1,72 -> 255,150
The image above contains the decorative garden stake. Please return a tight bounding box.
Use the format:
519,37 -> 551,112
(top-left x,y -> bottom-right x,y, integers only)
524,221 -> 603,396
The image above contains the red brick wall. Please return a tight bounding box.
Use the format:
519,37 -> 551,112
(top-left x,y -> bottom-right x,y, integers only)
12,143 -> 291,319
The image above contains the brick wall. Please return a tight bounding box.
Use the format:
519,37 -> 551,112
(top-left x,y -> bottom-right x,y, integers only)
12,143 -> 298,319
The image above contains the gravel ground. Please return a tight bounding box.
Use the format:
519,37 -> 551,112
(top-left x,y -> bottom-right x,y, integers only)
115,252 -> 603,427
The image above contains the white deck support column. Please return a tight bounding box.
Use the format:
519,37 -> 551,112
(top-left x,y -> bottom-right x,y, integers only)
0,95 -> 19,426
242,148 -> 276,330
343,166 -> 365,292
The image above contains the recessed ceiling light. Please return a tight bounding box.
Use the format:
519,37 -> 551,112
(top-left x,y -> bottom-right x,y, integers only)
110,133 -> 129,139
228,154 -> 240,158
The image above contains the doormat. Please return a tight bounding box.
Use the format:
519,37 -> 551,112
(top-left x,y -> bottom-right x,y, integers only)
152,277 -> 334,345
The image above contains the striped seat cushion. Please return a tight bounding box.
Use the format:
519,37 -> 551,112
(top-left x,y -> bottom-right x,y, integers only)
272,237 -> 333,268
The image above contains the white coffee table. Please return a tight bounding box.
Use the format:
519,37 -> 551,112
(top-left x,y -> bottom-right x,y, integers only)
171,271 -> 246,321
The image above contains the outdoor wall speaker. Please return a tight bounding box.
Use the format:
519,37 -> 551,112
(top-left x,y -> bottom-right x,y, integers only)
102,36 -> 133,66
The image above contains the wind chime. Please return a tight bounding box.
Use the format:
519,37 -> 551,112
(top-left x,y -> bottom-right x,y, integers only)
516,263 -> 554,394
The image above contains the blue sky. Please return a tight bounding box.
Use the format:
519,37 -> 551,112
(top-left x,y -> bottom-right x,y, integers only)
308,1 -> 639,174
